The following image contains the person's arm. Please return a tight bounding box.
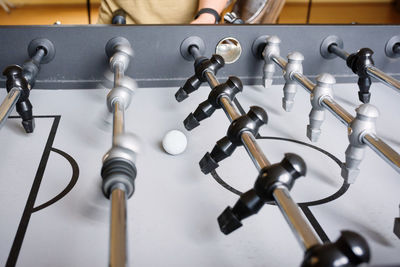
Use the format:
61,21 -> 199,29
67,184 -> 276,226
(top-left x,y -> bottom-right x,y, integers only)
191,0 -> 229,24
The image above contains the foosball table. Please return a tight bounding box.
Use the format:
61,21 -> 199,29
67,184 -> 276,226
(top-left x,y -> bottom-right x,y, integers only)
0,24 -> 399,266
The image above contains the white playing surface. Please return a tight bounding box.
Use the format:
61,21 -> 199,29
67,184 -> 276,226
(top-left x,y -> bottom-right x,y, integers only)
0,81 -> 399,266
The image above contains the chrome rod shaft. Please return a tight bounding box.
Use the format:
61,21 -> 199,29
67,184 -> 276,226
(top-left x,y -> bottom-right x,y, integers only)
111,61 -> 126,146
205,71 -> 219,89
241,132 -> 271,170
114,62 -> 124,88
363,134 -> 400,174
105,39 -> 134,267
32,47 -> 46,62
271,54 -> 287,70
273,186 -> 321,250
328,44 -> 350,60
292,72 -> 315,94
112,101 -> 125,146
220,96 -> 240,122
0,88 -> 21,130
110,186 -> 128,267
321,98 -> 354,127
366,66 -> 400,94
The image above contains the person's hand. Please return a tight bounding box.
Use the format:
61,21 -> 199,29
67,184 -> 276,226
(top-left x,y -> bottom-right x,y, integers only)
191,13 -> 216,24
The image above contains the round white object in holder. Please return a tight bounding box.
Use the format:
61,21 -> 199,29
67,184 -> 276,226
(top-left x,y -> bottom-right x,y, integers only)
162,130 -> 187,155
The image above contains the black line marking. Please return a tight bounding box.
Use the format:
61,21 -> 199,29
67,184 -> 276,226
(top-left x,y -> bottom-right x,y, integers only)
32,147 -> 79,213
6,116 -> 60,267
210,135 -> 348,203
6,115 -> 79,267
257,136 -> 343,167
301,181 -> 350,207
300,204 -> 330,243
9,115 -> 62,119
210,170 -> 242,196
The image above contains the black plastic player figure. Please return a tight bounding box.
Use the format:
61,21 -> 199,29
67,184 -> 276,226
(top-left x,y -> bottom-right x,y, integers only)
199,106 -> 268,174
1,39 -> 54,133
218,153 -> 306,234
345,48 -> 374,104
301,231 -> 370,267
322,36 -> 400,103
3,65 -> 35,133
327,43 -> 375,104
184,76 -> 243,130
218,153 -> 370,267
175,45 -> 225,102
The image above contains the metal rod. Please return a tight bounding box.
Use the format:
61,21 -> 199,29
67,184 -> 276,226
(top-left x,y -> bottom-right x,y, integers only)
113,101 -> 125,146
363,134 -> 400,174
114,62 -> 124,88
110,186 -> 127,267
273,186 -> 321,250
241,132 -> 271,170
366,66 -> 400,94
292,72 -> 315,94
0,88 -> 21,130
321,98 -> 354,127
111,61 -> 126,146
32,47 -> 46,63
189,45 -> 202,61
271,54 -> 287,70
106,41 -> 134,267
204,71 -> 219,89
219,96 -> 240,122
328,44 -> 350,60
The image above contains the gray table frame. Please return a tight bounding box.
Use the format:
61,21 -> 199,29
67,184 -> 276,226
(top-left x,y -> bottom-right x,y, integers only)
0,24 -> 399,89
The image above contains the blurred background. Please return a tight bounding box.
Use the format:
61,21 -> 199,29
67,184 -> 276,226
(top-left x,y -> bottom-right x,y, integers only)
0,0 -> 399,25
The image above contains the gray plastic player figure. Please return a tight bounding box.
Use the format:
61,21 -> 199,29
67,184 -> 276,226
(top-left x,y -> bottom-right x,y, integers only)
282,52 -> 304,111
342,104 -> 379,183
307,73 -> 335,142
262,35 -> 280,88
